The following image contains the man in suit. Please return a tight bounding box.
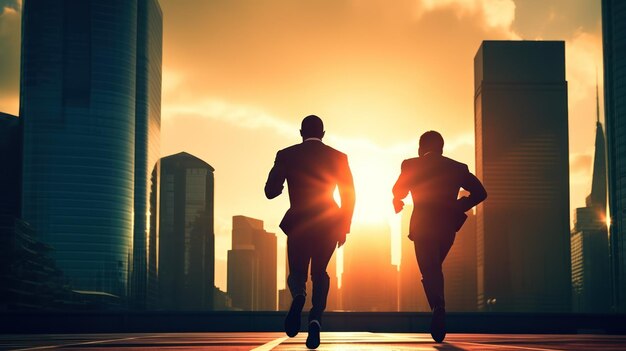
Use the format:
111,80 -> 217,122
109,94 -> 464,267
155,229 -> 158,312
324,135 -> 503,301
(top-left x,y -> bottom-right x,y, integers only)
392,131 -> 486,343
265,115 -> 355,349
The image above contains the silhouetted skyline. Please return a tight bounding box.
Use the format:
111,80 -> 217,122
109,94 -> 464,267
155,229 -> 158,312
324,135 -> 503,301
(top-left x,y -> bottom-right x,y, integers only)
0,2 -> 607,296
0,1 -> 619,316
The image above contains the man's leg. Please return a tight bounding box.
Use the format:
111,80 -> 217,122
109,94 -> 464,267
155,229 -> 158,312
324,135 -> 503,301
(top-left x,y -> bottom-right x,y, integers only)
414,234 -> 444,310
285,235 -> 312,337
414,231 -> 456,343
287,234 -> 312,297
306,234 -> 336,349
309,236 -> 336,322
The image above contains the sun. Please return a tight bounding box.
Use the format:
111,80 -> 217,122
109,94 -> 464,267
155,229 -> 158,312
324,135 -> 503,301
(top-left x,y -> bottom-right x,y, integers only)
337,155 -> 401,226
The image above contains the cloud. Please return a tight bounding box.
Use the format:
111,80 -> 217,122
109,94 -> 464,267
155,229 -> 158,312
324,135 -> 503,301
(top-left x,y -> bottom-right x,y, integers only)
570,152 -> 592,176
511,0 -> 601,41
164,98 -> 297,138
416,0 -> 518,37
0,0 -> 20,15
566,31 -> 603,105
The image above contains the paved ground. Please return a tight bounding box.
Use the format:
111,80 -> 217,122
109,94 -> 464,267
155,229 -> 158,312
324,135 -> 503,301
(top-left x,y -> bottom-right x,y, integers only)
1,332 -> 625,350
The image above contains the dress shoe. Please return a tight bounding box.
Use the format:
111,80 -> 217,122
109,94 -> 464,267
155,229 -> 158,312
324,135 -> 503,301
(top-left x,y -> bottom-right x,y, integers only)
431,306 -> 446,343
284,295 -> 305,337
306,319 -> 321,349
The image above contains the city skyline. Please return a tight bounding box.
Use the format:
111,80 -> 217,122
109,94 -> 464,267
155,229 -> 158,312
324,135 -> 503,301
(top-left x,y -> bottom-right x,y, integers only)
0,1 -> 606,292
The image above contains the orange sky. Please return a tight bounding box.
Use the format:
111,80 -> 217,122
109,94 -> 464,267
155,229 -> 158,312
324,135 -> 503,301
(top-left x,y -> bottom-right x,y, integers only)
0,0 -> 605,291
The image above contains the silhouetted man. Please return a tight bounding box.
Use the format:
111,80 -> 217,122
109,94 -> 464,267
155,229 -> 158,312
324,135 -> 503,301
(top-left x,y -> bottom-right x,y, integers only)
392,131 -> 486,343
265,115 -> 355,349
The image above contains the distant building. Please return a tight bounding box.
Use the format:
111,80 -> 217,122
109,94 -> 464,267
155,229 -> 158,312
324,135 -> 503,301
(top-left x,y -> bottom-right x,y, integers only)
158,152 -> 215,310
474,41 -> 571,312
278,288 -> 290,311
341,224 -> 398,311
19,0 -> 162,302
398,204 -> 430,312
227,216 -> 277,311
213,287 -> 233,310
602,0 -> 626,312
443,201 -> 478,312
0,113 -> 20,217
571,93 -> 610,312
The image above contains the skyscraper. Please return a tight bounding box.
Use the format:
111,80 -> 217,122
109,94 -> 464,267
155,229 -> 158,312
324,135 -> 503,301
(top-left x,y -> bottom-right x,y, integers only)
132,0 -> 163,310
227,216 -> 277,311
570,86 -> 610,313
0,112 -> 20,217
158,152 -> 215,310
398,204 -> 430,312
602,0 -> 626,312
20,0 -> 162,300
474,41 -> 571,312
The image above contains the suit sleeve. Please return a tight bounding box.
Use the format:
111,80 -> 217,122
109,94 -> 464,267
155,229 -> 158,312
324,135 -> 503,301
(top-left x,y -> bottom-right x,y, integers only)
338,154 -> 356,233
392,160 -> 411,201
456,165 -> 487,212
265,151 -> 286,199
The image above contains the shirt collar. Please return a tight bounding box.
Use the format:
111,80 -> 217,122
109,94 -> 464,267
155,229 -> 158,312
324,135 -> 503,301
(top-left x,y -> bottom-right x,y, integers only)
304,137 -> 323,143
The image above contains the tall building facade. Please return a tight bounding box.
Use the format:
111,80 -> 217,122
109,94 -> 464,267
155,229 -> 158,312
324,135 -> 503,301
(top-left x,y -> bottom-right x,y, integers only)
342,224 -> 398,311
0,113 -> 20,217
131,0 -> 162,310
227,216 -> 277,311
474,41 -> 571,312
20,0 -> 162,300
570,89 -> 610,313
158,152 -> 215,310
398,204 -> 430,312
602,0 -> 626,312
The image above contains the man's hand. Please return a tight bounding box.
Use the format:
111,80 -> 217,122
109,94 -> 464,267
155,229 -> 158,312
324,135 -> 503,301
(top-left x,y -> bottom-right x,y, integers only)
393,198 -> 404,214
337,232 -> 347,248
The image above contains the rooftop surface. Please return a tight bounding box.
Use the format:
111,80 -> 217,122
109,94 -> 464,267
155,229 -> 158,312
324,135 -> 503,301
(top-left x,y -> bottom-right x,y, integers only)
2,332 -> 626,350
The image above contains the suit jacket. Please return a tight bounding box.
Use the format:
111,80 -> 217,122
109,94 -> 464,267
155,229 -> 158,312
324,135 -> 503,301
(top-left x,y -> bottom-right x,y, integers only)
392,153 -> 486,239
265,140 -> 356,237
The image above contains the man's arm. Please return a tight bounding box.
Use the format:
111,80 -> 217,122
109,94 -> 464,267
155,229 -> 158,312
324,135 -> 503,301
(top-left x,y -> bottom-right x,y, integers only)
265,151 -> 286,199
337,154 -> 355,241
456,165 -> 487,212
392,160 -> 411,213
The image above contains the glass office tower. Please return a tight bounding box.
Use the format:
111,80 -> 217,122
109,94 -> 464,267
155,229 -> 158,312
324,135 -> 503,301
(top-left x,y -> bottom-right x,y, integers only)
20,0 -> 162,301
0,112 -> 20,217
159,152 -> 215,310
603,0 -> 626,313
474,41 -> 571,312
132,0 -> 162,310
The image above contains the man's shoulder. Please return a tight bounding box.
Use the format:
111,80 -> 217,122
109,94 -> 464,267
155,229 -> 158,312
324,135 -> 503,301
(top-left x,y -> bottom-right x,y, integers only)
284,142 -> 346,156
441,156 -> 469,172
404,155 -> 468,171
322,143 -> 347,159
401,157 -> 420,169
